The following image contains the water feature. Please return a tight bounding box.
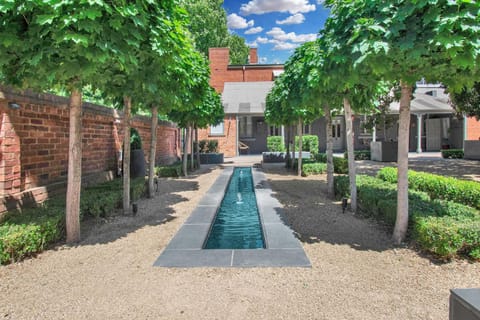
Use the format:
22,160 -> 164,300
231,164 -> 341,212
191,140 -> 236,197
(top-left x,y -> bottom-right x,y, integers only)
203,167 -> 265,249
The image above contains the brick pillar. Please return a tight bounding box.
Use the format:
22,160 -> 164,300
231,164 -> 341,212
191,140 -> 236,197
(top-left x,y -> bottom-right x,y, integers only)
0,108 -> 21,195
249,48 -> 258,64
466,117 -> 480,140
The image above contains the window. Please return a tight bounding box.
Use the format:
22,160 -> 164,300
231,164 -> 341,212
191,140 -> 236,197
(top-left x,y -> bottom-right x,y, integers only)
332,120 -> 342,138
210,122 -> 224,135
239,116 -> 253,138
303,124 -> 311,135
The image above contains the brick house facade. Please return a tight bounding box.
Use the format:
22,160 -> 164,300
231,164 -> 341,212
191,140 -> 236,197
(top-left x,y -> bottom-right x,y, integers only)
198,48 -> 284,157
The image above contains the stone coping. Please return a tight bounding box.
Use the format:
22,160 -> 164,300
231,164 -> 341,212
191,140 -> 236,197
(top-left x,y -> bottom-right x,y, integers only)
154,166 -> 311,268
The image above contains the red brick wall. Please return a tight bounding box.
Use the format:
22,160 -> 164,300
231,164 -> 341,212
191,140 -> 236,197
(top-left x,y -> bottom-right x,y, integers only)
249,48 -> 258,64
198,116 -> 237,157
0,87 -> 179,213
467,116 -> 480,140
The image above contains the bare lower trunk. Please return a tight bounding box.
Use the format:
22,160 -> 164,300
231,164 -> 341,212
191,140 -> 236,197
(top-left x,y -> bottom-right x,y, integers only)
324,104 -> 334,198
148,105 -> 158,198
190,125 -> 194,171
183,127 -> 189,177
195,127 -> 200,167
65,89 -> 82,243
393,82 -> 412,244
297,119 -> 303,177
285,126 -> 290,167
344,97 -> 357,213
291,125 -> 296,170
122,96 -> 132,214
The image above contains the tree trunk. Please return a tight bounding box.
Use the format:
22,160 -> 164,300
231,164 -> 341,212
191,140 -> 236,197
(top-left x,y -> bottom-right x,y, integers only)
393,82 -> 413,244
343,97 -> 357,213
65,89 -> 82,243
285,125 -> 290,168
190,125 -> 194,171
183,127 -> 189,177
195,126 -> 200,167
291,125 -> 296,170
324,104 -> 334,198
148,105 -> 158,199
122,96 -> 132,214
297,119 -> 303,177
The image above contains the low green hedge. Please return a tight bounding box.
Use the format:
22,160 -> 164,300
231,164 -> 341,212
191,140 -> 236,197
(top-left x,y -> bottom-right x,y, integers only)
334,175 -> 480,260
377,167 -> 480,210
441,149 -> 464,159
302,163 -> 327,176
0,177 -> 147,265
0,205 -> 64,264
314,153 -> 349,174
344,150 -> 371,160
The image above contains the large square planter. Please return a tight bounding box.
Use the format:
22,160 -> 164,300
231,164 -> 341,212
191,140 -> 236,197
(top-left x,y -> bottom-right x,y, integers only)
464,141 -> 480,160
370,141 -> 398,162
199,153 -> 224,164
262,152 -> 287,163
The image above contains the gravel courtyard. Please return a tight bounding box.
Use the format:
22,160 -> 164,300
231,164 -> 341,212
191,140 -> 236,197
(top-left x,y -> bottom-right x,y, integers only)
1,161 -> 479,319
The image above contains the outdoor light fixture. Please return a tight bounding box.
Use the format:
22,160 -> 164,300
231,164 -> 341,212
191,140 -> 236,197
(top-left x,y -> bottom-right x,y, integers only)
132,203 -> 138,215
342,197 -> 348,213
8,102 -> 20,110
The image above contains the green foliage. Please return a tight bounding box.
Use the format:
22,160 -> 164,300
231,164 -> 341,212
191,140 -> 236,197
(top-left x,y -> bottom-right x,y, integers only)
302,163 -> 327,176
334,174 -> 480,259
441,149 -> 464,159
415,217 -> 480,260
343,150 -> 371,160
156,164 -> 183,178
295,135 -> 319,155
267,136 -> 285,152
0,206 -> 64,265
314,153 -> 349,174
450,82 -> 480,120
130,128 -> 142,150
207,140 -> 219,153
228,34 -> 249,65
376,168 -> 480,210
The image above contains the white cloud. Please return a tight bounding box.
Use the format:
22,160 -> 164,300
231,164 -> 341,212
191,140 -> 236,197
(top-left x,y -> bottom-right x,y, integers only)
246,40 -> 258,47
240,0 -> 316,15
276,13 -> 305,25
227,13 -> 254,29
256,36 -> 269,44
245,26 -> 263,35
272,42 -> 298,51
266,27 -> 317,43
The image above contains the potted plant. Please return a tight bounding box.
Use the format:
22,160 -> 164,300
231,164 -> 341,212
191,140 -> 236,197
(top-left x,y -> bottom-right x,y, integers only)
198,139 -> 224,164
130,128 -> 146,178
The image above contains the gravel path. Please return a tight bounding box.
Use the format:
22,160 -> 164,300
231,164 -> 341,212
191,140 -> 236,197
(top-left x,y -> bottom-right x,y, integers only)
1,164 -> 479,319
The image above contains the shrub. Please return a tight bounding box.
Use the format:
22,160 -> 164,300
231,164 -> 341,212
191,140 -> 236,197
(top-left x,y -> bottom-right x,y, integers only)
441,149 -> 464,159
267,136 -> 285,152
376,167 -> 480,210
335,174 -> 480,259
415,216 -> 480,260
207,140 -> 218,153
156,163 -> 183,177
130,128 -> 142,150
314,153 -> 348,174
295,135 -> 319,156
344,150 -> 371,160
0,206 -> 64,265
302,163 -> 327,176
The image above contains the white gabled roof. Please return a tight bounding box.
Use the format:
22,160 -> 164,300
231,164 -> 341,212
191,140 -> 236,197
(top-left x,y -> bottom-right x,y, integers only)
222,81 -> 274,115
389,93 -> 454,114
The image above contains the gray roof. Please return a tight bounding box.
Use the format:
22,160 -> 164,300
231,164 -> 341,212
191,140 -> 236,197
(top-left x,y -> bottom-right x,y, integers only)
389,93 -> 454,114
222,81 -> 274,115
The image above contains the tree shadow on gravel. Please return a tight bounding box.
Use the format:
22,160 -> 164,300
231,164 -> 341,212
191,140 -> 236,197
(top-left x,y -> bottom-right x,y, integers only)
78,178 -> 199,246
263,171 -> 395,253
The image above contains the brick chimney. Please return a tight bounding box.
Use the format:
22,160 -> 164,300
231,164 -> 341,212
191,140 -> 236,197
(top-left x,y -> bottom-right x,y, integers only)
208,48 -> 230,93
248,48 -> 258,64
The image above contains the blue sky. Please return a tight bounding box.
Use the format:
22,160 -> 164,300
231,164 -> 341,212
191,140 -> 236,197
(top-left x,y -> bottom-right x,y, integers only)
223,0 -> 330,64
